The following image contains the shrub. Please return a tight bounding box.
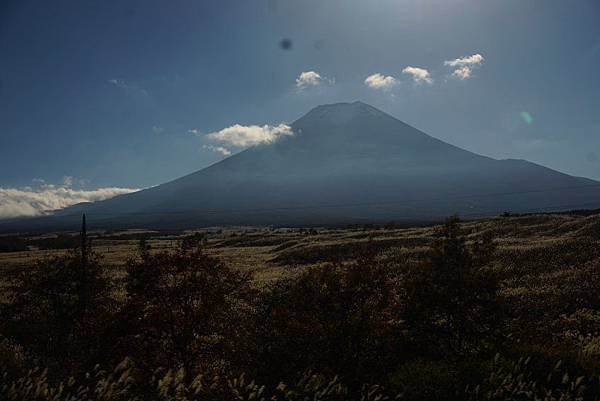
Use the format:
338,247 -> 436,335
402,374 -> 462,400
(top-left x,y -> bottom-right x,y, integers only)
402,217 -> 502,357
0,249 -> 114,372
254,249 -> 403,386
119,241 -> 255,377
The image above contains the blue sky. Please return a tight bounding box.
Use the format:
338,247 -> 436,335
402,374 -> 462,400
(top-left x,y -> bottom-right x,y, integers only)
1,0 -> 599,195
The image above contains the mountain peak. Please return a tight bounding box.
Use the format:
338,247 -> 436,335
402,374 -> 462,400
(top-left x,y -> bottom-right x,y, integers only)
309,100 -> 379,112
299,101 -> 386,126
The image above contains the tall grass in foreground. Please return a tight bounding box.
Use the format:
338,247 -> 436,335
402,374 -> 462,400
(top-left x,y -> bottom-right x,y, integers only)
0,355 -> 594,400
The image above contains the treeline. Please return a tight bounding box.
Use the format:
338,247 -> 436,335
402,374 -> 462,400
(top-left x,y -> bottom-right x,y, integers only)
0,218 -> 598,400
0,236 -> 28,252
0,234 -> 80,253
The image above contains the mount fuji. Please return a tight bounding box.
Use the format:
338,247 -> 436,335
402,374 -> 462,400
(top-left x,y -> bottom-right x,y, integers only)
7,101 -> 600,230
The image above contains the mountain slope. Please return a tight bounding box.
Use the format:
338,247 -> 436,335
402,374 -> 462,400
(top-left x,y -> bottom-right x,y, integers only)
7,102 -> 600,229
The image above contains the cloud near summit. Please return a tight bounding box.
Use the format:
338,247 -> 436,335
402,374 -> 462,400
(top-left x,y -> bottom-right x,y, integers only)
202,145 -> 232,156
206,123 -> 293,147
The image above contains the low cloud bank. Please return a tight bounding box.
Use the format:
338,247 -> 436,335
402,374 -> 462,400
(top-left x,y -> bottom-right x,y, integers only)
0,186 -> 139,219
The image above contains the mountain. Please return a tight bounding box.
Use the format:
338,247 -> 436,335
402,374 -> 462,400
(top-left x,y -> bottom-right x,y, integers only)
6,101 -> 600,230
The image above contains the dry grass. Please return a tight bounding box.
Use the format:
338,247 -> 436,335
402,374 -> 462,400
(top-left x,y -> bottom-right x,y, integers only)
2,213 -> 599,287
2,212 -> 600,400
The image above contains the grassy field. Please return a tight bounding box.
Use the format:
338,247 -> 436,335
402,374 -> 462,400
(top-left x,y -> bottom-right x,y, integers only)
2,212 -> 600,335
2,212 -> 599,286
2,212 -> 600,400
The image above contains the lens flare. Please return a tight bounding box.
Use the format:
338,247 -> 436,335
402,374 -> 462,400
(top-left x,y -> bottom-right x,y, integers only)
520,111 -> 533,125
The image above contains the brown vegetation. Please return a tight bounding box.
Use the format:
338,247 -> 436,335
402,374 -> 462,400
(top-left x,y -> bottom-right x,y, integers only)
1,213 -> 600,400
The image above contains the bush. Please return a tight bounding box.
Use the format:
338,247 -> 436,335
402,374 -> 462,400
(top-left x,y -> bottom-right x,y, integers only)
254,249 -> 403,386
402,217 -> 502,357
0,249 -> 114,372
118,241 -> 256,377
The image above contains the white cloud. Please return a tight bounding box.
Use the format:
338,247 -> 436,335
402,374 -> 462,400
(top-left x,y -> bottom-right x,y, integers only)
62,175 -> 74,187
451,66 -> 473,80
364,73 -> 398,90
444,53 -> 484,67
444,53 -> 484,80
202,144 -> 232,156
0,186 -> 139,219
188,128 -> 201,136
401,66 -> 433,84
206,123 -> 293,147
296,71 -> 324,89
108,78 -> 132,90
108,78 -> 149,97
